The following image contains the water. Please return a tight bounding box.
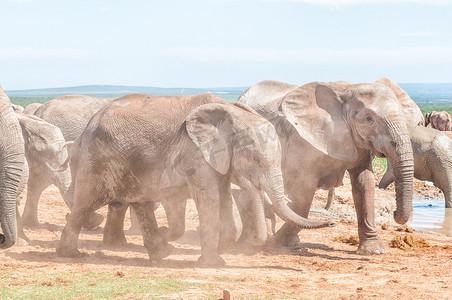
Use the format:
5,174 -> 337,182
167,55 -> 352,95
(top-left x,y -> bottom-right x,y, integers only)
409,198 -> 452,236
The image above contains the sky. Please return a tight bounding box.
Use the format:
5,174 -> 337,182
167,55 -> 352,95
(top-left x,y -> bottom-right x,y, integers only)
1,0 -> 452,90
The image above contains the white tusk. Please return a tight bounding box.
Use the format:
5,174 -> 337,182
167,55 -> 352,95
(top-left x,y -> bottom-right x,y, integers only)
284,195 -> 292,203
263,192 -> 273,206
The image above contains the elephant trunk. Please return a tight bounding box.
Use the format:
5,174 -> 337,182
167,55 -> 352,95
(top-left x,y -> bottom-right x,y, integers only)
384,118 -> 414,224
0,101 -> 25,248
264,168 -> 334,229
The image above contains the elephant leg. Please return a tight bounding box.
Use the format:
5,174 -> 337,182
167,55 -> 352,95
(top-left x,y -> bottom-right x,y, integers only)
16,204 -> 29,243
348,152 -> 385,255
103,203 -> 128,246
430,159 -> 452,208
218,186 -> 242,252
63,182 -> 104,229
237,187 -> 267,247
131,201 -> 172,261
127,206 -> 142,234
325,188 -> 335,210
445,192 -> 452,209
233,175 -> 267,247
274,185 -> 316,248
21,178 -> 49,228
264,201 -> 276,234
433,175 -> 452,209
161,198 -> 187,241
378,162 -> 394,189
57,186 -> 105,257
235,189 -> 254,245
192,181 -> 225,267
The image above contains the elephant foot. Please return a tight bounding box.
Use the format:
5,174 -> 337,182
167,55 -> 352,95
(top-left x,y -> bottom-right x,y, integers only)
83,212 -> 104,229
274,230 -> 302,248
16,237 -> 29,247
103,232 -> 127,247
357,238 -> 386,255
18,231 -> 30,244
56,244 -> 85,258
147,243 -> 174,262
197,254 -> 226,267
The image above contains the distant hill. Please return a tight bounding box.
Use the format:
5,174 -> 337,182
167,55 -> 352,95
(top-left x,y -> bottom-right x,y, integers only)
5,83 -> 452,104
5,85 -> 247,99
399,83 -> 452,103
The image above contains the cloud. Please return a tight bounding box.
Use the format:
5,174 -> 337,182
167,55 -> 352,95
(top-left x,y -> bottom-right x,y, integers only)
0,47 -> 94,59
261,0 -> 452,7
159,46 -> 452,63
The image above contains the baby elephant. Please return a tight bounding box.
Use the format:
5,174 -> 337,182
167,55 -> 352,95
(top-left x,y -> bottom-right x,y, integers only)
379,126 -> 452,208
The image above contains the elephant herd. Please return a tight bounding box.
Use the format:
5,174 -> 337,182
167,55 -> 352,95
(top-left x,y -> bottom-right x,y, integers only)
0,77 -> 450,267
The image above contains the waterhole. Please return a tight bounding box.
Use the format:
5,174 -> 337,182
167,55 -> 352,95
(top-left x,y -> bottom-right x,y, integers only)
409,198 -> 451,236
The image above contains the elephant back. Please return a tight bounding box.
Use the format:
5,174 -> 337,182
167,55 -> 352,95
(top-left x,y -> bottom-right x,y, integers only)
35,95 -> 114,141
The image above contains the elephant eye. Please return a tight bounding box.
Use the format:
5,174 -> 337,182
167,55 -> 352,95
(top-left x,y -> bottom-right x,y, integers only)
366,115 -> 374,125
253,156 -> 260,163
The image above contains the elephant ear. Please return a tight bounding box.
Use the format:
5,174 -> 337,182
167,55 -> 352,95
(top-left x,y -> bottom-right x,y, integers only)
16,113 -> 47,153
16,113 -> 68,162
280,84 -> 358,162
186,103 -> 233,175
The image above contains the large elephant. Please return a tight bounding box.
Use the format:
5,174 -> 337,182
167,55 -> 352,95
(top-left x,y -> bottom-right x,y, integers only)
425,111 -> 452,131
238,80 -> 415,255
379,126 -> 452,208
56,93 -> 333,266
0,86 -> 25,248
23,103 -> 42,115
14,113 -> 74,227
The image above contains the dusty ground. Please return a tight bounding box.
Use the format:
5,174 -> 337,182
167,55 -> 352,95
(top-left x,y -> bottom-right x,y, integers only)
1,176 -> 451,299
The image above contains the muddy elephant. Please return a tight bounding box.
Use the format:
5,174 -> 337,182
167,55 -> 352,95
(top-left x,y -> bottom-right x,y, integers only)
238,80 -> 415,255
23,103 -> 42,115
379,126 -> 452,208
14,113 -> 76,227
0,86 -> 26,248
425,111 -> 452,131
56,93 -> 333,266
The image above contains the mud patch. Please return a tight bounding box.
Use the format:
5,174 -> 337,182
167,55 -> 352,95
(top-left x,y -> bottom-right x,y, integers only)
333,235 -> 359,246
390,234 -> 431,250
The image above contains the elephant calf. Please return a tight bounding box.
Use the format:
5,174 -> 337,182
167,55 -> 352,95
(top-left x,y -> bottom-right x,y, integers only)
16,112 -> 103,229
379,126 -> 452,208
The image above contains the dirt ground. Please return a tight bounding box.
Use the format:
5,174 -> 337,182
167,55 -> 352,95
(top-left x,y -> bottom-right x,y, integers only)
1,176 -> 451,299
